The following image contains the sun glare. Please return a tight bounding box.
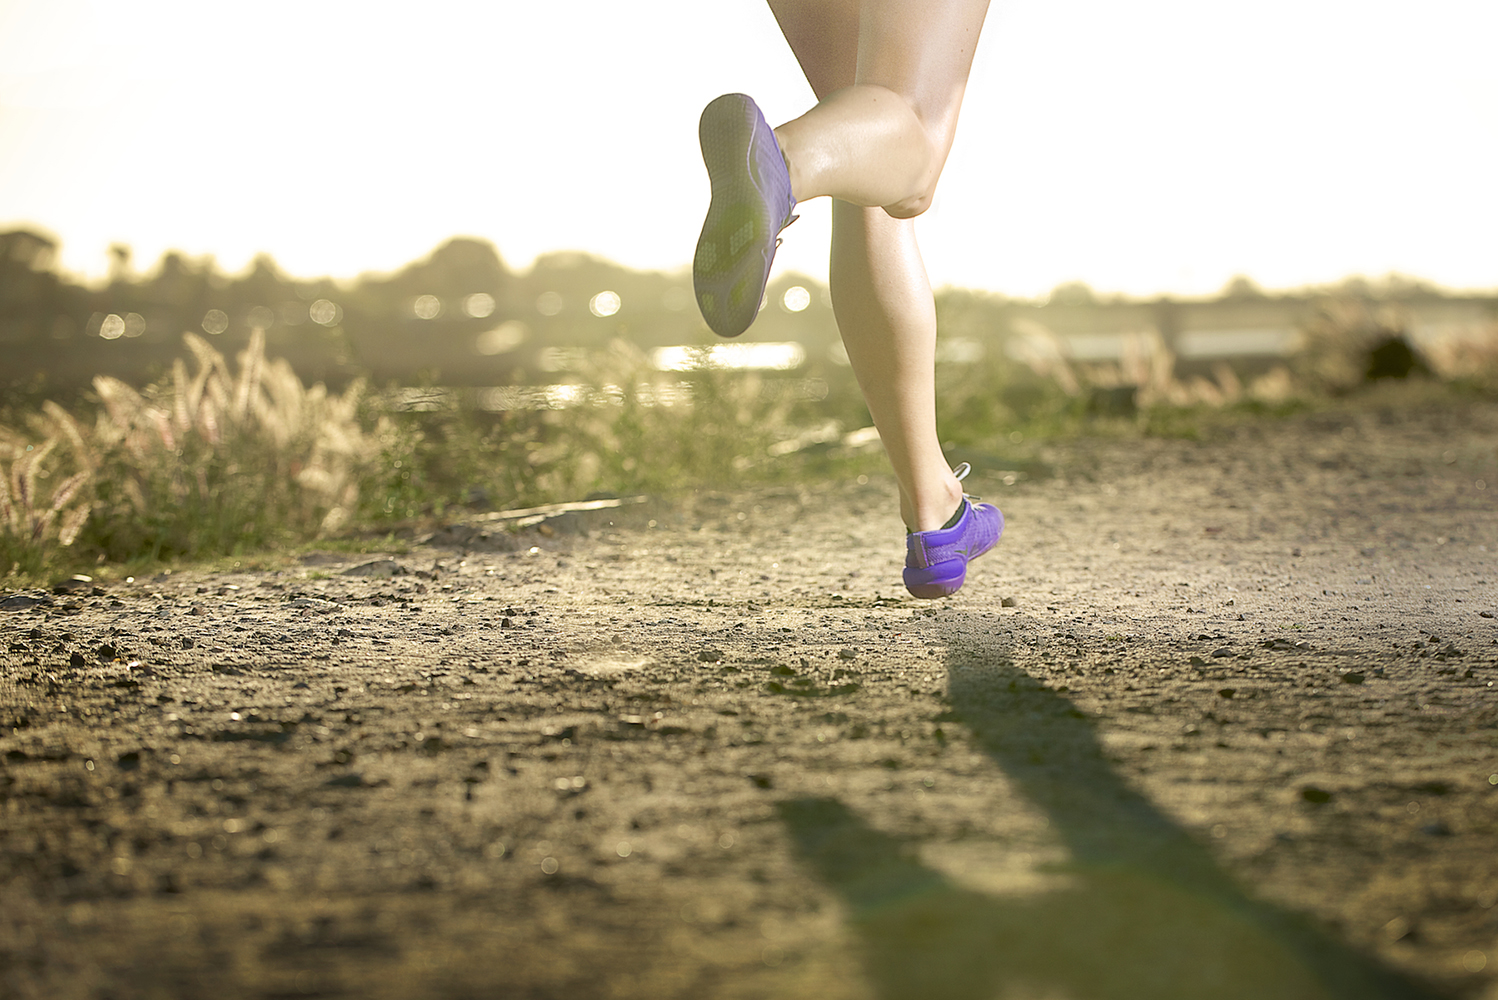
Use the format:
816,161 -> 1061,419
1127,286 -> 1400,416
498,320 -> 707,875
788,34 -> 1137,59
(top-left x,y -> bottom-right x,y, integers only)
652,343 -> 806,372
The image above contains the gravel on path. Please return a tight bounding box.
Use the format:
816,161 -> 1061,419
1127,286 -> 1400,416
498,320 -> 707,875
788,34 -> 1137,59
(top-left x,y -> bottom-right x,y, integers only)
3,401 -> 1497,999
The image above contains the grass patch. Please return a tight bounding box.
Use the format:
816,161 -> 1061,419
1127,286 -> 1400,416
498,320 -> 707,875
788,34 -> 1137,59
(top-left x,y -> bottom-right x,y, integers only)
3,322 -> 1493,588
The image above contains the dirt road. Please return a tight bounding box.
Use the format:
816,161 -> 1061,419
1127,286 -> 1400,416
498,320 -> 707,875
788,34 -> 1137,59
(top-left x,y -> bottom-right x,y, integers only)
3,396 -> 1497,999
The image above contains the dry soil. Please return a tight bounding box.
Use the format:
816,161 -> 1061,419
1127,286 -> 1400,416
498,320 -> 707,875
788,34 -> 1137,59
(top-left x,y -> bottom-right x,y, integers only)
3,397 -> 1498,1000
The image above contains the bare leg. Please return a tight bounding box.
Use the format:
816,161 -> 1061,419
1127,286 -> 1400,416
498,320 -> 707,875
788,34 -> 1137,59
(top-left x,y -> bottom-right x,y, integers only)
767,0 -> 990,530
771,0 -> 987,217
777,86 -> 934,215
831,202 -> 962,530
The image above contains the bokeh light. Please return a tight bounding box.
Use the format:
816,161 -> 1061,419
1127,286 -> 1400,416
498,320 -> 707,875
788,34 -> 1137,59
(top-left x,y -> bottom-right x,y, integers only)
99,314 -> 124,340
544,384 -> 586,408
536,291 -> 563,316
245,305 -> 275,329
781,285 -> 811,312
413,295 -> 442,320
123,312 -> 146,337
308,299 -> 341,326
475,320 -> 528,356
201,309 -> 229,335
463,292 -> 496,318
589,290 -> 621,318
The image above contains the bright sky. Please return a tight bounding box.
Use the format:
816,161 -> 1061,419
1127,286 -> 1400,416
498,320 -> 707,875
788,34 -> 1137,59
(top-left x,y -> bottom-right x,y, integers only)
2,0 -> 1496,297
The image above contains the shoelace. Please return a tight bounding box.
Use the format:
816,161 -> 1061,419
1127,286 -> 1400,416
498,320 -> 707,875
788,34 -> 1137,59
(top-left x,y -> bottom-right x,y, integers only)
773,212 -> 799,250
905,463 -> 980,538
952,461 -> 985,502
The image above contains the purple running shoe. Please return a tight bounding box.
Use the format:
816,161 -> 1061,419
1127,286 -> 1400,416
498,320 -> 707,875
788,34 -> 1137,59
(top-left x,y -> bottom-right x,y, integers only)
694,93 -> 797,338
903,463 -> 1004,599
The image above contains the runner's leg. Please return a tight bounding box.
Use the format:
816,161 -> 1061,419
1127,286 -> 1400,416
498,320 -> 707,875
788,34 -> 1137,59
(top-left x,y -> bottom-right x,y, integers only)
770,0 -> 988,217
830,203 -> 957,531
768,0 -> 990,530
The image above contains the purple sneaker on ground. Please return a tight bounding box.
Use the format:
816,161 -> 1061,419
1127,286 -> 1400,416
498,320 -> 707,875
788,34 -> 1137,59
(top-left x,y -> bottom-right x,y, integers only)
694,93 -> 797,338
903,464 -> 1004,599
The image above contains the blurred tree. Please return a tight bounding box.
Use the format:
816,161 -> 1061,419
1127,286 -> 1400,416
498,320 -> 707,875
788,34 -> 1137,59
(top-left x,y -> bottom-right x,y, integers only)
1379,273 -> 1440,300
344,238 -> 513,382
230,255 -> 292,314
419,237 -> 508,295
107,243 -> 133,284
137,252 -> 215,346
1220,275 -> 1265,299
1,229 -> 67,341
1047,280 -> 1096,306
1,229 -> 58,272
1,229 -> 87,397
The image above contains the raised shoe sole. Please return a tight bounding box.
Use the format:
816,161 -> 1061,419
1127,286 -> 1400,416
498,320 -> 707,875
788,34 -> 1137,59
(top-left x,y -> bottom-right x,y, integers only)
693,94 -> 783,338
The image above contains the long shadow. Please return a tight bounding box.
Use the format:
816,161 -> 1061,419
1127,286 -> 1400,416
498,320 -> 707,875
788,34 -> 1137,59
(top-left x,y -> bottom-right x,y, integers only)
777,629 -> 1444,1000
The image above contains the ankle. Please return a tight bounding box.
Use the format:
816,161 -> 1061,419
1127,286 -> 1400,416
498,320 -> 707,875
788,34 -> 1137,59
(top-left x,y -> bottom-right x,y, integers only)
772,125 -> 807,203
906,478 -> 964,533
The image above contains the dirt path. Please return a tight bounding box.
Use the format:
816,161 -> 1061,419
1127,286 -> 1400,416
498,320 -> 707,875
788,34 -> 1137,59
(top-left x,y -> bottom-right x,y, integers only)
3,398 -> 1497,1000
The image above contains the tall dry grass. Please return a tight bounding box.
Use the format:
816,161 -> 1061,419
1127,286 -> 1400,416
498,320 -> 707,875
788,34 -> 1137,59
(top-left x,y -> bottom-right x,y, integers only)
1,331 -> 382,576
5,301 -> 1492,583
84,330 -> 381,559
0,430 -> 92,577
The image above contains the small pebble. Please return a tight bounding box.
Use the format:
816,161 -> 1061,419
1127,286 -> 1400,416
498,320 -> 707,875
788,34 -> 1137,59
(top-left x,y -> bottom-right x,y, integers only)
289,597 -> 342,613
342,559 -> 404,578
0,593 -> 50,611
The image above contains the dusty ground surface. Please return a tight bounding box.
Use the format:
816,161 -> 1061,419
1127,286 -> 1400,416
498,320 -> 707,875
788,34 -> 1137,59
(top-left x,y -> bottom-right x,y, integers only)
3,396 -> 1498,1000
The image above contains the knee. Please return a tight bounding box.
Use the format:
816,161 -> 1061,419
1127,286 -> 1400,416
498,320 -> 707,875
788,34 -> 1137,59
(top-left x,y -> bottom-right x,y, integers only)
882,189 -> 934,219
882,128 -> 942,219
882,167 -> 940,218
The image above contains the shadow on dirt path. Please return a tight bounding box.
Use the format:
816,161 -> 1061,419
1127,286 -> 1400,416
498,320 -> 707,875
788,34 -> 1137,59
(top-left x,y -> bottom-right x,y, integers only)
779,624 -> 1444,1000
